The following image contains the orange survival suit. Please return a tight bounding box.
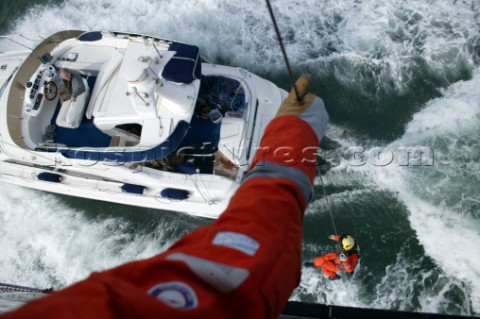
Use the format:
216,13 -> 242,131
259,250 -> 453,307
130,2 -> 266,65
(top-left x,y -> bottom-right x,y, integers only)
313,235 -> 359,279
4,76 -> 328,319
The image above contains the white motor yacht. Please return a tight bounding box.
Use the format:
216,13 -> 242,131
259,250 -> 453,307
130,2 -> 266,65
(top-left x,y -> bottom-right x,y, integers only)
0,30 -> 286,219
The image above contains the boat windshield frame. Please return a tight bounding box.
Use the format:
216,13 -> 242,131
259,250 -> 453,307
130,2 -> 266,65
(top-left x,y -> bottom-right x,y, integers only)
6,30 -> 84,149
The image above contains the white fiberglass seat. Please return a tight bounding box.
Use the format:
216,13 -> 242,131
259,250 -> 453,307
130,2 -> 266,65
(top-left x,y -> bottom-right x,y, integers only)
56,77 -> 90,129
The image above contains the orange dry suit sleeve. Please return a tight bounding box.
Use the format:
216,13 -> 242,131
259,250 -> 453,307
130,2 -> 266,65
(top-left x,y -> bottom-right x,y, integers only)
3,114 -> 324,319
313,253 -> 341,279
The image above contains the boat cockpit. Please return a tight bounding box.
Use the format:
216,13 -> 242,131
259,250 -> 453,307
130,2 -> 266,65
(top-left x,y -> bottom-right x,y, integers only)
11,31 -> 250,176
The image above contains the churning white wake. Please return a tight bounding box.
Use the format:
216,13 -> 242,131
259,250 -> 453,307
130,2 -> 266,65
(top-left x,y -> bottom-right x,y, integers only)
305,71 -> 480,312
309,52 -> 480,315
0,184 -> 178,289
376,69 -> 480,313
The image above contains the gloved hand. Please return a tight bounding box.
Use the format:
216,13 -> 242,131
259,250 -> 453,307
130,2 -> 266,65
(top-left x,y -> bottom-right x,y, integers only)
328,235 -> 335,241
276,75 -> 315,117
276,75 -> 329,142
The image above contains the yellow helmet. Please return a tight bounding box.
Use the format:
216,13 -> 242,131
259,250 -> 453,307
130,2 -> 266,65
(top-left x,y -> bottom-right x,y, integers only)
342,235 -> 355,251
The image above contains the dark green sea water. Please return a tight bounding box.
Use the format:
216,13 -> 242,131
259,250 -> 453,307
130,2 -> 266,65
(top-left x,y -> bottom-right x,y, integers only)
0,0 -> 479,316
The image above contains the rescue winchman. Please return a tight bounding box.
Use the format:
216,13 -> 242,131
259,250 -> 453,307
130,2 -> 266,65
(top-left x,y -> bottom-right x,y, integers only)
305,234 -> 360,280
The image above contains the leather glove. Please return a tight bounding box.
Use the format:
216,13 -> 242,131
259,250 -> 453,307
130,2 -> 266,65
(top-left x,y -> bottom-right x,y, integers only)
276,75 -> 329,142
276,75 -> 315,117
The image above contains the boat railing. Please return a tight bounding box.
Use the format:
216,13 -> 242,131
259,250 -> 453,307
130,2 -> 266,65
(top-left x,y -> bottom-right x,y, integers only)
0,34 -> 47,54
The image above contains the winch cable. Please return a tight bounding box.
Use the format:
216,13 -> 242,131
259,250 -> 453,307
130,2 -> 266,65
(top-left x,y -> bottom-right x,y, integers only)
265,0 -> 301,102
318,169 -> 338,235
265,0 -> 339,236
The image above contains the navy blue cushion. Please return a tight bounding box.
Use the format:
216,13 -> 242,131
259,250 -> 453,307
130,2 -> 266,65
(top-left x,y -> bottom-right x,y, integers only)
160,188 -> 190,200
37,172 -> 62,183
78,31 -> 103,42
162,43 -> 201,84
121,183 -> 145,194
54,120 -> 190,163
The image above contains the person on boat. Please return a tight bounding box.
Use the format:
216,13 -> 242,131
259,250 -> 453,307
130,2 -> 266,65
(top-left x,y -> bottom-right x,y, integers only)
306,234 -> 359,280
55,68 -> 86,102
4,75 -> 329,319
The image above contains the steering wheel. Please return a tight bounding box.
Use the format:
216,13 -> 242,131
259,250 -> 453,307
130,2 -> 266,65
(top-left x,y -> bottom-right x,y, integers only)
43,81 -> 58,101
